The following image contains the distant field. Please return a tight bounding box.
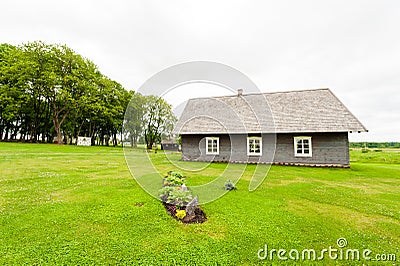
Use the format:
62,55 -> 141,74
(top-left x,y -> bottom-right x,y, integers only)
350,148 -> 400,164
1,143 -> 399,265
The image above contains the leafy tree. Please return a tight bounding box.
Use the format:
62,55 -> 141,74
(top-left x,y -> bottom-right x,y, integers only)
0,41 -> 140,146
49,44 -> 100,144
0,44 -> 27,141
94,76 -> 131,146
124,92 -> 145,147
114,85 -> 133,146
143,95 -> 177,149
18,41 -> 56,142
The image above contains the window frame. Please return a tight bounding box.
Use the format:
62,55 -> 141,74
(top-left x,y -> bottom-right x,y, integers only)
247,136 -> 262,156
294,136 -> 312,157
205,137 -> 219,155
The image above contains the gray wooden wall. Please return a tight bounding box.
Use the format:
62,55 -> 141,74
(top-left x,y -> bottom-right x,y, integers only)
181,132 -> 349,166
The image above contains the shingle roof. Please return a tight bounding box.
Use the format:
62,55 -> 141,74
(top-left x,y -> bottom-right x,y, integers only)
173,88 -> 367,134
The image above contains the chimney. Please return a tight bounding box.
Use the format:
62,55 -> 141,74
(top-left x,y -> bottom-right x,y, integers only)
237,89 -> 243,96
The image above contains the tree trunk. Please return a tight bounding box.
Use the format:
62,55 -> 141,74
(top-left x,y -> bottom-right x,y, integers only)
54,123 -> 62,144
146,139 -> 153,149
113,132 -> 117,147
56,130 -> 62,144
52,104 -> 70,145
53,119 -> 64,145
4,127 -> 9,141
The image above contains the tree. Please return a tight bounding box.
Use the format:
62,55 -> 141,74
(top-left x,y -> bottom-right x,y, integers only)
49,45 -> 88,143
143,95 -> 177,149
114,85 -> 133,146
0,41 -> 132,145
17,41 -> 56,142
124,92 -> 145,147
0,44 -> 27,141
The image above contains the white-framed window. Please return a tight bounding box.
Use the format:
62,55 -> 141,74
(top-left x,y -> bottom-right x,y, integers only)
294,136 -> 312,157
206,137 -> 219,155
247,136 -> 262,156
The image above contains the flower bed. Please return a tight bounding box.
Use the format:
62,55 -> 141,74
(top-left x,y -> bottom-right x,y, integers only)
159,171 -> 207,224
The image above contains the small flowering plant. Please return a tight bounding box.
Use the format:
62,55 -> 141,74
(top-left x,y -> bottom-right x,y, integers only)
175,209 -> 186,220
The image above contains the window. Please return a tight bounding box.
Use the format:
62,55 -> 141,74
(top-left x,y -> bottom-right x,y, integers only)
294,136 -> 312,157
206,137 -> 219,155
247,136 -> 262,156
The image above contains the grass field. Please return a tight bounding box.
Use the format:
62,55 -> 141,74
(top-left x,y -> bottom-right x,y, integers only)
1,143 -> 399,265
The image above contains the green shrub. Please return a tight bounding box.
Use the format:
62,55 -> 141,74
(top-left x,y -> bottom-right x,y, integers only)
164,176 -> 184,187
224,179 -> 237,191
167,171 -> 183,179
161,170 -> 194,208
159,186 -> 176,202
167,188 -> 193,208
163,171 -> 185,186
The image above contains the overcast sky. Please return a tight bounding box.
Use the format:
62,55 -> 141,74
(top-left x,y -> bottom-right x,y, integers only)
1,0 -> 399,141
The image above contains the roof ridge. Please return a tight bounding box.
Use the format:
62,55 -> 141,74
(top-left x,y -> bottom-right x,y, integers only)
262,88 -> 330,95
186,88 -> 331,101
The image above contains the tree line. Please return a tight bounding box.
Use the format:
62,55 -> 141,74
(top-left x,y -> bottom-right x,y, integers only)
350,142 -> 400,149
0,41 -> 176,147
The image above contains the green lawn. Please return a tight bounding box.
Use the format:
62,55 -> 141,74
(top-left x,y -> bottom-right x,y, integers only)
1,143 -> 399,265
